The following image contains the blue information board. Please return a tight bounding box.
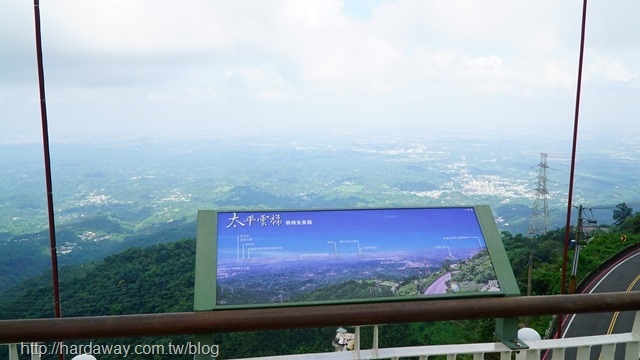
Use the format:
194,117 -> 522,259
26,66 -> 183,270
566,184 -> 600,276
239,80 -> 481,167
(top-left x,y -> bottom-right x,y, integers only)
194,206 -> 518,310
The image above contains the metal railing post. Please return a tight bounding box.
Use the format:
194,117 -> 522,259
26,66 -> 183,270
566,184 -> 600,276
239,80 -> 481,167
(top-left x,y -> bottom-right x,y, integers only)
354,326 -> 361,359
372,325 -> 379,358
627,310 -> 640,360
8,344 -> 18,360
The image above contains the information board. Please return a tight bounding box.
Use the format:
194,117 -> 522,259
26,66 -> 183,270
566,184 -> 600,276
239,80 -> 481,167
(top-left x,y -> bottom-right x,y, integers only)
194,206 -> 519,311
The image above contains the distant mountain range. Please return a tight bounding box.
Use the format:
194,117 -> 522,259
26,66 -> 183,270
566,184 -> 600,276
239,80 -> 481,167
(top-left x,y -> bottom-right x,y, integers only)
1,133 -> 638,292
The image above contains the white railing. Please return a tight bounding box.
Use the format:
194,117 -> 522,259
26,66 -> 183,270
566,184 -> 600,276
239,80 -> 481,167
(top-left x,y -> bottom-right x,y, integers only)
226,333 -> 639,360
224,313 -> 640,360
5,312 -> 640,360
3,293 -> 640,360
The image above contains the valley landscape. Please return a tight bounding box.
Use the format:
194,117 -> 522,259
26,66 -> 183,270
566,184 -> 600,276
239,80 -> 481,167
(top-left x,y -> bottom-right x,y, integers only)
1,131 -> 638,293
2,1 -> 640,357
1,131 -> 639,359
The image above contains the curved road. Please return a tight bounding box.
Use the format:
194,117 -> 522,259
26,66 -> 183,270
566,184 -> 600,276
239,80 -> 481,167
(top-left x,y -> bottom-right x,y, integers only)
424,272 -> 451,295
543,246 -> 640,360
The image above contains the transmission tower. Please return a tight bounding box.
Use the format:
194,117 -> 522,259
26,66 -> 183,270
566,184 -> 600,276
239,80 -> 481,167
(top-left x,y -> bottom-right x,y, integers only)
525,153 -> 550,299
527,153 -> 550,238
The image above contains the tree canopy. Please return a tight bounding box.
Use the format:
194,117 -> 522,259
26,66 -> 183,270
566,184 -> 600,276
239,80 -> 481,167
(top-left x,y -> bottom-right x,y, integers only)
613,202 -> 633,226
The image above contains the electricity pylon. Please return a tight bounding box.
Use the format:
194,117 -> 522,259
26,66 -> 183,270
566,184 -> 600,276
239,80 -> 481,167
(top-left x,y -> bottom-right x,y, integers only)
526,153 -> 550,298
527,153 -> 550,238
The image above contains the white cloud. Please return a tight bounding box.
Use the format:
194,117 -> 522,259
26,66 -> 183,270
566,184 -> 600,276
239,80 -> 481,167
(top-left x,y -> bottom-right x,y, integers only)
41,0 -> 236,54
1,0 -> 639,141
587,55 -> 636,84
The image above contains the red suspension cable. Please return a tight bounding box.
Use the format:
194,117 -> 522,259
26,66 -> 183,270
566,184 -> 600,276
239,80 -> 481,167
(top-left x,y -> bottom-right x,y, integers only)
558,0 -> 589,338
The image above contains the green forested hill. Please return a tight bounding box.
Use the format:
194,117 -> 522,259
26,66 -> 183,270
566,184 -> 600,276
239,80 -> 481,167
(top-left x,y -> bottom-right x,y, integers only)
0,238 -> 494,359
0,239 -> 196,320
0,217 -> 196,294
2,210 -> 639,359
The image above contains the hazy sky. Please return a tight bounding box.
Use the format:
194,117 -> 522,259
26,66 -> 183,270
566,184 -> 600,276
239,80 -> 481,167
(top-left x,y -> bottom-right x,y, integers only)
1,0 -> 638,143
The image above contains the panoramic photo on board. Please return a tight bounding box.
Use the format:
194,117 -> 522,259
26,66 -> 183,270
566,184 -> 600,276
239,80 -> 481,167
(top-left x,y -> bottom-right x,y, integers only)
215,207 -> 500,306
